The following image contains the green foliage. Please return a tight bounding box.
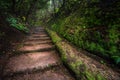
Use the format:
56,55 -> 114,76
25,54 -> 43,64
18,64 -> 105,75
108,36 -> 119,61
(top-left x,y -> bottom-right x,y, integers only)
49,0 -> 120,65
6,17 -> 29,33
0,0 -> 12,11
112,56 -> 120,65
50,17 -> 120,64
82,71 -> 105,80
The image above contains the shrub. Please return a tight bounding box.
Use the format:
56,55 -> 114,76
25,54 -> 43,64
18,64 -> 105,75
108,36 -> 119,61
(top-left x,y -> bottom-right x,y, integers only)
6,17 -> 29,33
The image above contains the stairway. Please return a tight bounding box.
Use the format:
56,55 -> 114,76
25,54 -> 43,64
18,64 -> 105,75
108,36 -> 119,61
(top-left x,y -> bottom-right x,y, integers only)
2,27 -> 75,80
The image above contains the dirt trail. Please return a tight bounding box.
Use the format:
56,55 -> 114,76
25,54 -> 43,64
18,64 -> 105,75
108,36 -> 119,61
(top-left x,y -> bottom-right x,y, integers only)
1,27 -> 75,80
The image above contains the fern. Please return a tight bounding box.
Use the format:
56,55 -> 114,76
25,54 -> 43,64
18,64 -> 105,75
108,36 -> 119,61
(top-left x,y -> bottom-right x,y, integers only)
112,56 -> 120,65
6,17 -> 29,33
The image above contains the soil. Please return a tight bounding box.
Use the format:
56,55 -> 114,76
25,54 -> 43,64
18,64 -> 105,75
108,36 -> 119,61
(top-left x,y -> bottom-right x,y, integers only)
0,27 -> 75,80
59,41 -> 120,80
0,26 -> 120,80
0,25 -> 26,79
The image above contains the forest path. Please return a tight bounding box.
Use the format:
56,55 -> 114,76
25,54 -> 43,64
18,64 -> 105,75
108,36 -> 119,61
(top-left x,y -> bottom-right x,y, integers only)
2,27 -> 75,80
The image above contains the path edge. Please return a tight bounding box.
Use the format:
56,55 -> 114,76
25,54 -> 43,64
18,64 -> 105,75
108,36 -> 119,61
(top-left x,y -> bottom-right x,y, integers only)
46,28 -> 106,80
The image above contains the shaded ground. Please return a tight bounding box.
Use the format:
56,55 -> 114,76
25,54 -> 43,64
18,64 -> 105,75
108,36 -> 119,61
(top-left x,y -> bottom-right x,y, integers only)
1,27 -> 75,80
60,41 -> 120,80
1,26 -> 120,80
46,29 -> 120,80
0,27 -> 26,79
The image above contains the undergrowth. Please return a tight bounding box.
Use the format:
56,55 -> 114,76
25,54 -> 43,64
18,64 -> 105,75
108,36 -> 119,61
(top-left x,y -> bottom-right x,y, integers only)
48,4 -> 120,65
6,16 -> 29,33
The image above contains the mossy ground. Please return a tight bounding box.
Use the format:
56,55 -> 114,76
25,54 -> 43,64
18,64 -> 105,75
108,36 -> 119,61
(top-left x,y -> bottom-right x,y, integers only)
46,29 -> 107,80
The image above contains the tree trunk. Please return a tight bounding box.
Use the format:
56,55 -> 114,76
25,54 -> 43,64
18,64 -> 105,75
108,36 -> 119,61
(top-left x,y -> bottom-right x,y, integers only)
52,0 -> 56,14
26,0 -> 38,22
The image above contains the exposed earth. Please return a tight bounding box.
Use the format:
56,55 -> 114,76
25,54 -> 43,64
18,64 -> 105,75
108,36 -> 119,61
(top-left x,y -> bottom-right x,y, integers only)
0,27 -> 75,80
0,27 -> 120,80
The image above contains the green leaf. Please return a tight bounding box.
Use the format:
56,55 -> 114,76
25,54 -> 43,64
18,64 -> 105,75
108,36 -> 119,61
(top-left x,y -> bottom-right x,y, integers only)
112,56 -> 120,64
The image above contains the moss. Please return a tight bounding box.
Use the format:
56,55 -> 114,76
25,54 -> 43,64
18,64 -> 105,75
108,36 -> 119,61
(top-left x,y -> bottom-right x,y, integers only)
48,13 -> 120,65
46,28 -> 62,43
46,29 -> 106,80
69,60 -> 83,75
69,60 -> 105,80
56,42 -> 67,62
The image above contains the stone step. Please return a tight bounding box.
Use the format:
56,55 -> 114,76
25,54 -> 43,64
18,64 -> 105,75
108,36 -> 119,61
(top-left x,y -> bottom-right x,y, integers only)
31,34 -> 49,37
18,43 -> 55,52
31,29 -> 45,32
4,66 -> 74,80
23,42 -> 53,46
27,36 -> 50,39
31,35 -> 49,38
3,51 -> 60,76
25,37 -> 51,41
31,32 -> 45,35
31,31 -> 46,33
14,47 -> 55,54
31,32 -> 47,34
23,40 -> 52,45
2,27 -> 75,80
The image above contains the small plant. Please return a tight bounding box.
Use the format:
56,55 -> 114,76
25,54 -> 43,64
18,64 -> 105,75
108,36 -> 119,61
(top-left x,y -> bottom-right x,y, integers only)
6,17 -> 29,33
112,56 -> 120,65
